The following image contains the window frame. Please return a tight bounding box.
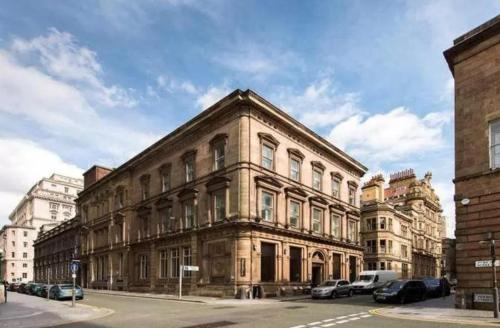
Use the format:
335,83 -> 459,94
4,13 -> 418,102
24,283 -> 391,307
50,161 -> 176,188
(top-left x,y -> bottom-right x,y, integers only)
159,250 -> 168,279
261,190 -> 275,222
490,119 -> 500,169
288,199 -> 301,228
330,212 -> 341,238
213,189 -> 226,222
289,157 -> 301,182
311,207 -> 323,233
261,143 -> 275,171
312,168 -> 323,191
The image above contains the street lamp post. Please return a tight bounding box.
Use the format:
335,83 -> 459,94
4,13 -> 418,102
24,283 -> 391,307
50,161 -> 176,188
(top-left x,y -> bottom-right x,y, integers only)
480,233 -> 500,319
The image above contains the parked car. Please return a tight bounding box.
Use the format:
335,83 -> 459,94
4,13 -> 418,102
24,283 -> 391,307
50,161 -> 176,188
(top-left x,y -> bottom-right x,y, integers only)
17,283 -> 28,294
311,280 -> 353,299
373,279 -> 427,304
423,277 -> 451,298
35,284 -> 47,297
27,283 -> 43,296
351,270 -> 397,293
49,284 -> 84,300
7,283 -> 19,291
40,284 -> 54,298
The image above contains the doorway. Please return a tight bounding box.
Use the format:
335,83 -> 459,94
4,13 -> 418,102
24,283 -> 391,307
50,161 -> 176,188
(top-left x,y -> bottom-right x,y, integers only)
311,251 -> 325,287
349,256 -> 357,282
331,254 -> 341,279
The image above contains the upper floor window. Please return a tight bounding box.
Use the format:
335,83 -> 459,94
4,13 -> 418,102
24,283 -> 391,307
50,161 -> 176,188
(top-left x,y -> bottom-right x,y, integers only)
23,231 -> 27,237
348,185 -> 357,205
331,213 -> 341,238
312,208 -> 323,233
289,200 -> 300,228
348,220 -> 357,242
366,240 -> 376,253
184,200 -> 195,229
290,158 -> 300,181
140,175 -> 150,201
161,170 -> 171,192
401,225 -> 408,237
261,191 -> 274,221
213,190 -> 226,222
64,187 -> 69,193
262,144 -> 274,170
139,255 -> 148,279
182,150 -> 197,183
331,178 -> 341,198
490,120 -> 500,169
380,217 -> 386,230
115,189 -> 125,209
311,161 -> 325,191
366,218 -> 376,231
214,142 -> 225,171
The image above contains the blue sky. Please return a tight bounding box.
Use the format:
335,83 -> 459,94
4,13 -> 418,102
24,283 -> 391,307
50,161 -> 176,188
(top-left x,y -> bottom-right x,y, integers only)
1,0 -> 499,235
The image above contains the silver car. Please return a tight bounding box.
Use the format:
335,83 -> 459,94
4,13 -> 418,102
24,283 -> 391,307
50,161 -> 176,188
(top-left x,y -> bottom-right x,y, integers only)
311,280 -> 353,299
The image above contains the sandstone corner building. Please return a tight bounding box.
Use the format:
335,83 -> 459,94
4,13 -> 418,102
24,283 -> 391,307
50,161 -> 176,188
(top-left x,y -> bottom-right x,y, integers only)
74,90 -> 367,297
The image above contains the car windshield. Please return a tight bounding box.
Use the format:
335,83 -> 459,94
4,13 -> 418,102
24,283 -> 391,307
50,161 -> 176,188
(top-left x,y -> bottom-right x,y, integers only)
383,281 -> 405,290
320,281 -> 337,287
358,275 -> 374,282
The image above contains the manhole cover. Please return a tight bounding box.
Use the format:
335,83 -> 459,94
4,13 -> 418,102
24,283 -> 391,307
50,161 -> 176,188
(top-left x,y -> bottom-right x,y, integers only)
182,321 -> 236,328
285,306 -> 306,309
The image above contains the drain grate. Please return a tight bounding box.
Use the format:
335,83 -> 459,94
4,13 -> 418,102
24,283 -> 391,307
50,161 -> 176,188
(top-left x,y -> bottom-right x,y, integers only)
285,306 -> 306,309
182,321 -> 236,328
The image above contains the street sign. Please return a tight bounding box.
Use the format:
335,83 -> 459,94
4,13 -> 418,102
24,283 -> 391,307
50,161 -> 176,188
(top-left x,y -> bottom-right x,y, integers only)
475,260 -> 500,268
70,262 -> 79,273
183,265 -> 199,272
474,293 -> 494,303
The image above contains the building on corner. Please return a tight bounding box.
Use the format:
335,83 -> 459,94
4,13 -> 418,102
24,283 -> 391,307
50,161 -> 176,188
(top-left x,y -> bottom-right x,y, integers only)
76,89 -> 368,297
444,15 -> 500,310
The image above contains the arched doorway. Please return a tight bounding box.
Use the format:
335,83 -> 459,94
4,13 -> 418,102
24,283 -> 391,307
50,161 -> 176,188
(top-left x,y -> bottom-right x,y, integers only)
311,251 -> 325,287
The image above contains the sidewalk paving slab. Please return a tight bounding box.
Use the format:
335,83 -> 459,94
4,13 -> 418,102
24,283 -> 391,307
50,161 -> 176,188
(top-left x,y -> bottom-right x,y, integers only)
0,291 -> 112,328
371,295 -> 500,327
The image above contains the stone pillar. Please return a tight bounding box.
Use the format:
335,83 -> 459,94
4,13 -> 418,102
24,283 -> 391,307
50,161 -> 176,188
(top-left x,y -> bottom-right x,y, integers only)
238,107 -> 251,221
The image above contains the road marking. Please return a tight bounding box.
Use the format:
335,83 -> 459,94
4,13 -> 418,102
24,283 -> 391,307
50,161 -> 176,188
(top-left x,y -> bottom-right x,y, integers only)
2,311 -> 43,320
289,311 -> 374,328
336,320 -> 349,324
308,322 -> 322,325
322,318 -> 335,322
321,323 -> 336,327
290,326 -> 306,328
348,317 -> 360,321
360,314 -> 372,318
336,316 -> 347,319
347,313 -> 359,317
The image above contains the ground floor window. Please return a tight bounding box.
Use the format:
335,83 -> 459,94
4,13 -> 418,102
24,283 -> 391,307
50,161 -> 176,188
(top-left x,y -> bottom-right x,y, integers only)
379,261 -> 386,270
170,249 -> 179,278
402,263 -> 409,278
261,242 -> 276,282
139,255 -> 148,279
289,247 -> 301,282
183,247 -> 192,278
159,250 -> 168,278
366,262 -> 376,271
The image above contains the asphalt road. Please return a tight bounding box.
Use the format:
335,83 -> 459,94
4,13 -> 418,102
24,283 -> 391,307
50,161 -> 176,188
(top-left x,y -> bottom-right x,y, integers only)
56,293 -> 467,328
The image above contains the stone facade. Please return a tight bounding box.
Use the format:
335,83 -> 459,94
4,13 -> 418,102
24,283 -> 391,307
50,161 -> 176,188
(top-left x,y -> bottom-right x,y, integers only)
361,170 -> 445,279
78,89 -> 367,297
33,218 -> 81,285
441,238 -> 456,283
0,225 -> 37,282
444,15 -> 500,309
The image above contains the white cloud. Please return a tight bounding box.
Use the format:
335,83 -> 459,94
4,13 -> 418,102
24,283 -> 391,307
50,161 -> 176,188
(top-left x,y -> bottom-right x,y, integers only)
196,85 -> 231,110
156,74 -> 198,94
0,138 -> 83,226
271,78 -> 363,128
10,28 -> 136,108
328,107 -> 450,163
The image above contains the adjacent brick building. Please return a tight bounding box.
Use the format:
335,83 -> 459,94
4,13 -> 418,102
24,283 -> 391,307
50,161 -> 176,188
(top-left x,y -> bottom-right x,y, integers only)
361,170 -> 445,279
444,15 -> 500,309
77,89 -> 367,297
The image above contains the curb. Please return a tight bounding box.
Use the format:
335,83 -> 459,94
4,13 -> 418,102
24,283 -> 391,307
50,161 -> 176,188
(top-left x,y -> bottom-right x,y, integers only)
369,308 -> 500,327
84,290 -> 208,303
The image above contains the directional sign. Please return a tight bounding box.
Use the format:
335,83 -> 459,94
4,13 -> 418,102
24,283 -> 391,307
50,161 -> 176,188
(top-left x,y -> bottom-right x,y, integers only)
183,265 -> 199,272
474,293 -> 493,303
475,260 -> 500,268
70,262 -> 79,273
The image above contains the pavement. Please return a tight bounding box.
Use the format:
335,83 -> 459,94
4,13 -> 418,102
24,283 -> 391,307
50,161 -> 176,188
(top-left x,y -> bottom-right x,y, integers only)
0,291 -> 113,328
372,294 -> 500,326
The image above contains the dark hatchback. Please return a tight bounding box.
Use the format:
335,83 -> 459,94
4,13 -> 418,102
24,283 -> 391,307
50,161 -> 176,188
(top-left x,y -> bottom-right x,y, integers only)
373,280 -> 427,304
423,277 -> 451,297
17,283 -> 28,294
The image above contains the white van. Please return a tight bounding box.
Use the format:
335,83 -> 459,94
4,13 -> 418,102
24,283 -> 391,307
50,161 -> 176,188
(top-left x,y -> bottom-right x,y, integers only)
351,270 -> 397,293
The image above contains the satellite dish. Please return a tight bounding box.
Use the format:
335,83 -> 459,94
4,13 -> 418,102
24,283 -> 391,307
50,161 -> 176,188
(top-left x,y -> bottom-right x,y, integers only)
461,198 -> 470,206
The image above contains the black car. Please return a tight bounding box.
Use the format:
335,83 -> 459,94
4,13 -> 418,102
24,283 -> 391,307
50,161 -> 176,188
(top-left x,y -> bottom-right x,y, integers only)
7,283 -> 19,291
373,279 -> 427,304
423,277 -> 451,297
17,283 -> 28,294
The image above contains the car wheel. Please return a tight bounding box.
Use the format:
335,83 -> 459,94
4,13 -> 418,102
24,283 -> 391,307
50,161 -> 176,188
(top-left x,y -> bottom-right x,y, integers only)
331,291 -> 337,299
421,293 -> 427,301
400,295 -> 406,304
348,290 -> 354,297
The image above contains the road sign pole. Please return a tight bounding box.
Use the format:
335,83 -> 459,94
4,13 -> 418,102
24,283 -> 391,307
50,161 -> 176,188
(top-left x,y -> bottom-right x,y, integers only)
179,265 -> 183,300
492,240 -> 499,319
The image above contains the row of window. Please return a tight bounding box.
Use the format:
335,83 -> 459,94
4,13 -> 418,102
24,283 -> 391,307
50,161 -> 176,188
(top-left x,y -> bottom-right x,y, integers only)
365,217 -> 395,232
11,241 -> 29,247
9,252 -> 28,258
488,119 -> 499,168
10,230 -> 29,237
365,262 -> 409,277
365,240 -> 409,258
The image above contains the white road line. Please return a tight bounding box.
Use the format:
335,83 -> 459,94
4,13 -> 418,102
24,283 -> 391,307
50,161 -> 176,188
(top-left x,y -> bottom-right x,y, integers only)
308,322 -> 322,326
290,325 -> 306,328
360,314 -> 372,318
357,312 -> 367,315
348,317 -> 360,321
336,320 -> 349,324
347,313 -> 359,317
322,318 -> 335,322
321,323 -> 336,327
336,316 -> 347,319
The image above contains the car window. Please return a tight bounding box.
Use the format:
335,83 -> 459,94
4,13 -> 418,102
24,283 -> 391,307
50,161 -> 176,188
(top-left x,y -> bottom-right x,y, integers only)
374,275 -> 379,282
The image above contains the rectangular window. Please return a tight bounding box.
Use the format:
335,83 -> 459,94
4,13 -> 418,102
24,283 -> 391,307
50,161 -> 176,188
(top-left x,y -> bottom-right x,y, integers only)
491,120 -> 500,169
348,187 -> 356,205
332,179 -> 340,198
23,252 -> 27,258
65,187 -> 69,193
141,182 -> 149,201
401,225 -> 408,237
367,262 -> 377,270
312,208 -> 322,233
185,158 -> 195,182
261,191 -> 274,221
290,158 -> 300,181
331,213 -> 341,238
289,200 -> 300,228
183,247 -> 192,278
388,218 -> 393,231
185,201 -> 195,229
312,169 -> 322,191
380,217 -> 386,230
380,240 -> 386,253
387,262 -> 392,270
214,143 -> 225,170
170,248 -> 179,278
139,255 -> 148,279
213,190 -> 225,222
380,262 -> 386,270
289,247 -> 302,282
119,253 -> 123,277
23,263 -> 27,268
11,252 -> 14,258
23,273 -> 27,279
12,241 -> 15,246
388,240 -> 393,254
401,245 -> 408,258
262,144 -> 274,170
366,240 -> 377,253
260,243 -> 276,282
366,218 -> 376,231
161,172 -> 170,192
348,220 -> 357,241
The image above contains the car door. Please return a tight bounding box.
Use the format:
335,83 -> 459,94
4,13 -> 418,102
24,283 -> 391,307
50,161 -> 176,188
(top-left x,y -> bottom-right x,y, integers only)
340,280 -> 349,295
